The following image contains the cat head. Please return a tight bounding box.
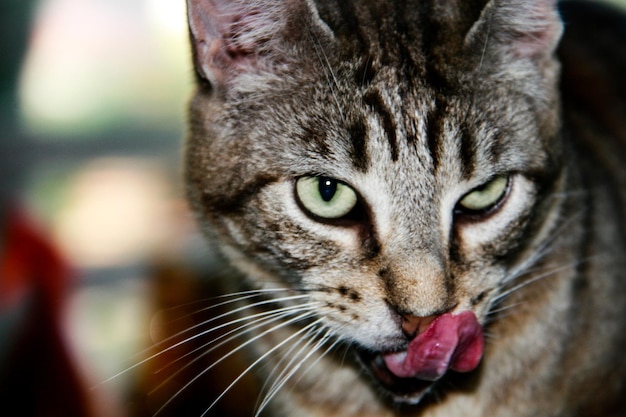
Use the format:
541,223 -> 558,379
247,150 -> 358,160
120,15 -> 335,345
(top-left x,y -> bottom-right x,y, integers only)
185,0 -> 565,401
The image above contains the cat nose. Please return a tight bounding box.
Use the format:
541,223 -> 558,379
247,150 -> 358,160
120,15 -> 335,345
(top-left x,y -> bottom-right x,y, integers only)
401,314 -> 438,339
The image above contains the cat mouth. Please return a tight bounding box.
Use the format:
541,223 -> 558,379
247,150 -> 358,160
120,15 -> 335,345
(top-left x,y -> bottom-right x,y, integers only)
356,311 -> 484,404
358,349 -> 437,403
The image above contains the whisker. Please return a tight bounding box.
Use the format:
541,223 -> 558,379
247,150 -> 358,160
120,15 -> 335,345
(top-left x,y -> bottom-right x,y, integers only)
482,331 -> 499,342
200,318 -> 325,417
162,288 -> 296,324
153,310 -> 319,416
256,327 -> 338,416
289,328 -> 342,389
308,30 -> 345,120
147,313 -> 292,397
255,324 -> 322,407
256,326 -> 326,411
148,303 -> 320,394
360,55 -> 372,87
503,210 -> 586,285
485,301 -> 525,317
164,287 -> 294,313
152,294 -> 311,351
477,3 -> 493,73
97,294 -> 311,386
186,293 -> 312,326
152,303 -> 320,376
336,340 -> 353,368
493,257 -> 595,305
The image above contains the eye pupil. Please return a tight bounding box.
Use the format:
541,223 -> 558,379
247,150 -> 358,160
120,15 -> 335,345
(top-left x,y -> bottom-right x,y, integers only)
318,177 -> 337,202
295,175 -> 359,221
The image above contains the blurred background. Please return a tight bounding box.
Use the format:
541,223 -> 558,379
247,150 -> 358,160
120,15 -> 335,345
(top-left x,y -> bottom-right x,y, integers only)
2,0 -> 626,416
1,0 -> 219,415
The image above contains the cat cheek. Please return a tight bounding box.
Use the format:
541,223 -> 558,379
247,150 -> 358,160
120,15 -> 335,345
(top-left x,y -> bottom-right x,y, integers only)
322,306 -> 400,349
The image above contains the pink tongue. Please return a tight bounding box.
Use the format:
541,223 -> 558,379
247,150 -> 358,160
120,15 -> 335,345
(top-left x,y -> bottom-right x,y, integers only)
382,311 -> 483,381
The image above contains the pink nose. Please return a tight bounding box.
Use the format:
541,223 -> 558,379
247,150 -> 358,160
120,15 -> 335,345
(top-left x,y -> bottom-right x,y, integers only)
400,314 -> 438,339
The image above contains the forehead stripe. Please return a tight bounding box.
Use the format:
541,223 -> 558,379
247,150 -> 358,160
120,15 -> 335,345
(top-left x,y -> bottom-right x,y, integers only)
364,90 -> 399,162
349,117 -> 369,172
425,104 -> 444,172
459,122 -> 477,179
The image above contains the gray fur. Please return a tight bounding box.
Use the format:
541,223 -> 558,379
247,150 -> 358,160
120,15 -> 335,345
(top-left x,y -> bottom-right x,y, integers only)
184,0 -> 626,415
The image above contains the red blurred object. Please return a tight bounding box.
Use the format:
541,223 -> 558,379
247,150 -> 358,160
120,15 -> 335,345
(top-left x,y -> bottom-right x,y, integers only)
0,207 -> 94,417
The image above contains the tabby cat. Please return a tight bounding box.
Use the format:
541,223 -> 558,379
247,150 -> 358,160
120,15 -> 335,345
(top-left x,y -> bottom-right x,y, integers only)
182,0 -> 626,415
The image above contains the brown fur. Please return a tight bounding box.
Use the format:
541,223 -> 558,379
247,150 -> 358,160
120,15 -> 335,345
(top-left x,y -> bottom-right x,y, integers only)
181,1 -> 626,415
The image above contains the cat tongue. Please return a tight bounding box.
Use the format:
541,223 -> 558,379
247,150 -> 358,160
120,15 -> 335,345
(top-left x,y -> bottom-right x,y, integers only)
382,311 -> 483,381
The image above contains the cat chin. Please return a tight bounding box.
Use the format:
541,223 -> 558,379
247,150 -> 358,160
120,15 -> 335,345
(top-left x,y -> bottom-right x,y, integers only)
356,347 -> 436,405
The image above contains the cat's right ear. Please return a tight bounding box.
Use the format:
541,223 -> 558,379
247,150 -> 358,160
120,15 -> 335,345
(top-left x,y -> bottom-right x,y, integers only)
187,0 -> 300,90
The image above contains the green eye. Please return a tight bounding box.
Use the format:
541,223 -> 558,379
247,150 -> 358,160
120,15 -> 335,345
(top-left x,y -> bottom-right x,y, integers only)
296,176 -> 358,220
458,176 -> 509,213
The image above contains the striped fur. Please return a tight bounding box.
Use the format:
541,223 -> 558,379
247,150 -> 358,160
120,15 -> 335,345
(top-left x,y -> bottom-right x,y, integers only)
184,0 -> 626,416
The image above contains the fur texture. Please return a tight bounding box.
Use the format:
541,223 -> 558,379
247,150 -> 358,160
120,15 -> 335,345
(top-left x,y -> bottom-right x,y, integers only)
183,0 -> 626,415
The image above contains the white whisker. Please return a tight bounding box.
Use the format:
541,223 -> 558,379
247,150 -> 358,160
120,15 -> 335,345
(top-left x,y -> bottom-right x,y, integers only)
503,210 -> 586,285
148,313 -> 295,396
477,3 -> 493,73
255,324 -> 322,407
163,287 -> 294,316
152,303 -> 320,376
153,310 -> 319,416
256,327 -> 338,416
97,294 -> 311,387
148,303 -> 320,394
188,293 -> 311,325
486,301 -> 525,317
256,326 -> 326,412
309,30 -> 345,121
201,319 -> 325,417
151,294 -> 311,354
493,258 -> 594,305
163,288 -> 296,324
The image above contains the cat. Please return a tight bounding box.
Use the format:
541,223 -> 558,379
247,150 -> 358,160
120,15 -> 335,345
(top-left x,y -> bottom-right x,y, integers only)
181,0 -> 626,416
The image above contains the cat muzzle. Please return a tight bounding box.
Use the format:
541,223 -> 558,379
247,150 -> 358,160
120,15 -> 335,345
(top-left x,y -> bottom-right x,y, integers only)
382,311 -> 483,380
358,311 -> 484,403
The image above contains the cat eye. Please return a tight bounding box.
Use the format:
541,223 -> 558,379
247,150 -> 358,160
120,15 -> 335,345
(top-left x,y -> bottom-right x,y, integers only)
457,175 -> 510,215
296,176 -> 358,220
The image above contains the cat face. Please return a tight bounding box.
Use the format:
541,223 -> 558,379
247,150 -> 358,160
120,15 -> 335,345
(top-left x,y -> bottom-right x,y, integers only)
185,0 -> 564,404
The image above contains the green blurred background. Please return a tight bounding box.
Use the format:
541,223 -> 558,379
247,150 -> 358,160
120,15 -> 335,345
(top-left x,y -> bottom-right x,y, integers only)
2,0 -> 201,414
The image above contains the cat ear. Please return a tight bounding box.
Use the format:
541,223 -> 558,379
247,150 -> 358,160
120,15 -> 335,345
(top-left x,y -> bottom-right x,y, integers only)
187,0 -> 300,88
466,0 -> 563,60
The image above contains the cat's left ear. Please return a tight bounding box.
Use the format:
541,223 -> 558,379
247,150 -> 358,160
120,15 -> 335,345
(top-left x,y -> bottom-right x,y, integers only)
466,0 -> 563,60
